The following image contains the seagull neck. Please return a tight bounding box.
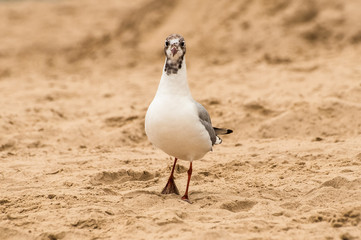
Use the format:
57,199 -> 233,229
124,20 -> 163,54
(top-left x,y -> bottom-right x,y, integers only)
157,58 -> 191,97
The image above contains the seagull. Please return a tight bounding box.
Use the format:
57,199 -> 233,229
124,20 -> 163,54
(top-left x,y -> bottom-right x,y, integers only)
145,34 -> 233,203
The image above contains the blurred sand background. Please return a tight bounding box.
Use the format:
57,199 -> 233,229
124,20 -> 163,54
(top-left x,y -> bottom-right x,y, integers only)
1,0 -> 361,239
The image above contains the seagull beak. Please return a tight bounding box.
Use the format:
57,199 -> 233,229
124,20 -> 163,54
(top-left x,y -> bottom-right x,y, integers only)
171,47 -> 178,56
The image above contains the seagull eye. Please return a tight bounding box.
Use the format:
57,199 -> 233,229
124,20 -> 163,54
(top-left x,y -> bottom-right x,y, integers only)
165,41 -> 169,47
180,41 -> 185,47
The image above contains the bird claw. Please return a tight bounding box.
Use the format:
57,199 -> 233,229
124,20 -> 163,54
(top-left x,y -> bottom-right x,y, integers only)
181,195 -> 192,204
161,177 -> 180,195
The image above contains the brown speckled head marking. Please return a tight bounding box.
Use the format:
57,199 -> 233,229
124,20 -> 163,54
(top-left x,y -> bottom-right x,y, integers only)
164,34 -> 186,75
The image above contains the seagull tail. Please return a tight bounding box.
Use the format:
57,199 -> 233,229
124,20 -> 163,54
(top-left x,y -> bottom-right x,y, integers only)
215,136 -> 223,145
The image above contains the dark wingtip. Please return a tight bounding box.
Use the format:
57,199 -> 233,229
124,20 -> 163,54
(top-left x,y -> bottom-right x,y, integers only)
213,127 -> 233,135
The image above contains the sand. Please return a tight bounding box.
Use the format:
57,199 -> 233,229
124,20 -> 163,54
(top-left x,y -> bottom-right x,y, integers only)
1,0 -> 361,239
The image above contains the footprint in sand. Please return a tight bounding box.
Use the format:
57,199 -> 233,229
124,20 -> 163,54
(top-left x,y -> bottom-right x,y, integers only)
321,176 -> 361,190
220,200 -> 257,213
90,169 -> 157,185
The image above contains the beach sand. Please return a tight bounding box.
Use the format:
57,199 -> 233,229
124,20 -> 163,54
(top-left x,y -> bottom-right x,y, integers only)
1,0 -> 361,239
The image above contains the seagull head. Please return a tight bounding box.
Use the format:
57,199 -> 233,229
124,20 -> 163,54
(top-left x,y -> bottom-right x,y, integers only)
164,34 -> 186,61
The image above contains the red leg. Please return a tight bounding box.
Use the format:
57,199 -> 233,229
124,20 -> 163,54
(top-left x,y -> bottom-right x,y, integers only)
161,158 -> 180,195
181,162 -> 193,203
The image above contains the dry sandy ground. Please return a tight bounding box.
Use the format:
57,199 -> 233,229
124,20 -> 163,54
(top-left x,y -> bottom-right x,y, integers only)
1,0 -> 361,239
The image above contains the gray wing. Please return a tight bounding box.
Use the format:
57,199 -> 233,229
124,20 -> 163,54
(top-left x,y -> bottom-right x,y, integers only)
194,101 -> 217,145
